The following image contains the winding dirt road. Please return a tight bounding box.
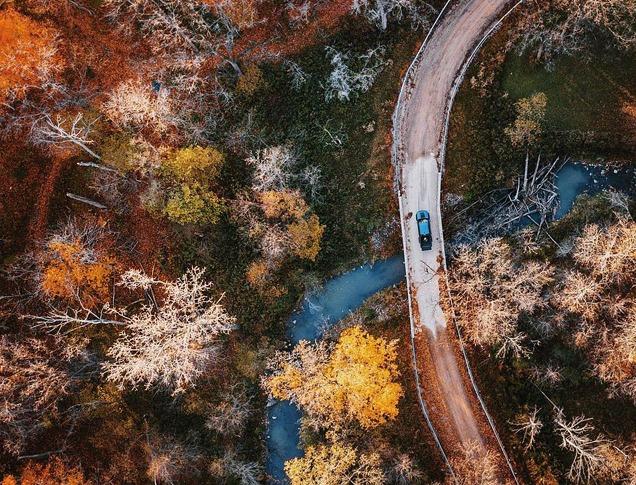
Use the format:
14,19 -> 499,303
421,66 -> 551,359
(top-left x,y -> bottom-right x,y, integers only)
393,0 -> 521,480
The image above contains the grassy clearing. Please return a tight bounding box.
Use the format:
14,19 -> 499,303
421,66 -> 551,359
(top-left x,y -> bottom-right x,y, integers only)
445,26 -> 636,202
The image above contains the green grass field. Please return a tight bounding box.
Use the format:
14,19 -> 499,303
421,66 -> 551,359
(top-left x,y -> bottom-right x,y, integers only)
445,30 -> 636,202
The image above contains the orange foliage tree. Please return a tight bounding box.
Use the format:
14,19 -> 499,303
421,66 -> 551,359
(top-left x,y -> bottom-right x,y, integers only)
238,189 -> 324,297
41,239 -> 115,307
0,8 -> 61,103
2,458 -> 89,485
6,220 -> 117,308
259,190 -> 324,262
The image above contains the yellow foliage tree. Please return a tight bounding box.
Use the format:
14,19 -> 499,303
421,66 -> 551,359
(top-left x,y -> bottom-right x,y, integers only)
163,146 -> 225,183
285,442 -> 383,485
236,64 -> 264,95
266,326 -> 402,429
260,190 -> 307,220
288,213 -> 325,262
0,8 -> 61,102
164,183 -> 224,225
505,92 -> 547,148
42,240 -> 115,307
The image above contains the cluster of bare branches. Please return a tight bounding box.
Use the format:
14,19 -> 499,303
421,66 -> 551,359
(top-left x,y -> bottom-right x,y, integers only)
103,79 -> 177,135
204,385 -> 254,436
209,450 -> 264,485
553,409 -> 611,483
144,430 -> 202,485
351,0 -> 436,31
0,336 -> 88,456
513,0 -> 636,67
510,406 -> 543,451
387,454 -> 423,484
324,46 -> 388,102
246,144 -> 321,199
104,0 -> 217,54
446,441 -> 499,485
552,212 -> 636,401
103,267 -> 237,394
449,237 -> 553,358
30,112 -> 101,159
451,156 -> 565,246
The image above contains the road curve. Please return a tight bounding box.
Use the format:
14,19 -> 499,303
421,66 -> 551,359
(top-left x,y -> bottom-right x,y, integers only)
393,0 -> 520,480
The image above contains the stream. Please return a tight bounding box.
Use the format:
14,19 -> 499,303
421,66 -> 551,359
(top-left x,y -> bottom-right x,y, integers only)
264,161 -> 634,484
265,255 -> 406,482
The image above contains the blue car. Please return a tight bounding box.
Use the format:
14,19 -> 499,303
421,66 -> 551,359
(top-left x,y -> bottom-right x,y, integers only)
416,210 -> 433,251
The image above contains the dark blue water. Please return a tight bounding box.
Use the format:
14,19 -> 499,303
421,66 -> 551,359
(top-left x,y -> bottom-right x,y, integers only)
265,255 -> 406,483
555,162 -> 635,219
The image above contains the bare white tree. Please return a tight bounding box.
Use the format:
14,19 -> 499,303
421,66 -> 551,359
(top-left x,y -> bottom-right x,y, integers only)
0,336 -> 84,455
205,385 -> 253,436
145,431 -> 200,485
247,145 -> 297,192
351,0 -> 435,31
104,267 -> 237,394
103,79 -> 176,134
529,364 -> 563,387
389,453 -> 423,485
571,218 -> 636,287
284,59 -> 309,90
552,270 -> 604,322
324,46 -> 388,102
448,440 -> 499,485
514,0 -> 636,66
218,450 -> 264,485
554,409 -> 609,483
104,0 -> 216,53
510,406 -> 543,451
25,302 -> 125,335
31,113 -> 100,159
286,0 -> 316,26
450,237 -> 553,358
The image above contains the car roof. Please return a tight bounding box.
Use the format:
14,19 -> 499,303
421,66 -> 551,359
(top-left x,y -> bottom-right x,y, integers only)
418,218 -> 430,236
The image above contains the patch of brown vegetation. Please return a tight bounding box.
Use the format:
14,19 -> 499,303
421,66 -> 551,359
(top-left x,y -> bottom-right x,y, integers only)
235,0 -> 354,62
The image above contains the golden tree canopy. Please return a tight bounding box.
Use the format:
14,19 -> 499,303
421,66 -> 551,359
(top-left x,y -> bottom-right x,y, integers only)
284,442 -> 383,485
260,190 -> 308,220
266,326 -> 403,429
505,92 -> 547,148
163,146 -> 225,183
288,213 -> 325,262
164,183 -> 224,225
